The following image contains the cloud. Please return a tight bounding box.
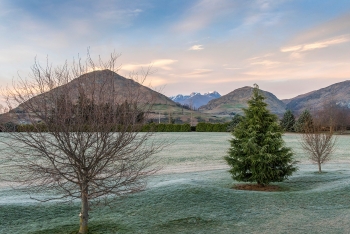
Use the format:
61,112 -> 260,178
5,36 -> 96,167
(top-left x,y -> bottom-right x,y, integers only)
255,0 -> 287,10
242,70 -> 288,78
281,35 -> 350,54
292,13 -> 350,44
243,12 -> 281,27
189,45 -> 204,51
280,45 -> 302,53
122,59 -> 178,71
145,76 -> 170,87
251,60 -> 281,66
301,36 -> 349,51
247,53 -> 273,61
174,0 -> 238,32
225,67 -> 242,70
240,58 -> 350,82
247,54 -> 281,67
95,8 -> 143,24
205,78 -> 233,84
289,52 -> 303,59
182,69 -> 213,77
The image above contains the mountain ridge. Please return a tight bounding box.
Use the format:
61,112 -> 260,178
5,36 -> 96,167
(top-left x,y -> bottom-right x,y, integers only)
6,69 -> 177,122
3,70 -> 350,124
284,80 -> 350,114
199,86 -> 286,115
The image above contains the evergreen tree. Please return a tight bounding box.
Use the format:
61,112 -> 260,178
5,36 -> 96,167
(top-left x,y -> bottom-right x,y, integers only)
225,84 -> 297,186
280,110 -> 295,132
294,109 -> 313,133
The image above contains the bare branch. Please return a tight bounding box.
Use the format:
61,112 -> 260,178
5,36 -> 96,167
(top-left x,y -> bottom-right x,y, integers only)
300,124 -> 337,173
0,51 -> 167,234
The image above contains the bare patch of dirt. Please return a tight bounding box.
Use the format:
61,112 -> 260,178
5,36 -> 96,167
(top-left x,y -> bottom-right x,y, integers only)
233,184 -> 281,192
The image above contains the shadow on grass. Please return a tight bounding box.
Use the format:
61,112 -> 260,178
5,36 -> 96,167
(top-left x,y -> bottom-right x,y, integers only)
153,216 -> 220,234
28,221 -> 130,234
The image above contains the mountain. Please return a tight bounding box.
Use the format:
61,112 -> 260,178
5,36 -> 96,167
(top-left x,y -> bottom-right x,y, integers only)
283,80 -> 350,115
198,86 -> 286,115
170,91 -> 221,109
7,70 -> 177,119
60,69 -> 176,105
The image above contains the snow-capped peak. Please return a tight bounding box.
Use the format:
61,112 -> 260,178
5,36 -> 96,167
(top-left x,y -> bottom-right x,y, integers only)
168,91 -> 221,109
170,94 -> 187,101
189,92 -> 201,97
170,91 -> 221,101
203,91 -> 221,98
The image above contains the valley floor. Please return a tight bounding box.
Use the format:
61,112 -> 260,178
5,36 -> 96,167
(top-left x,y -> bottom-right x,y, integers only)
1,133 -> 350,233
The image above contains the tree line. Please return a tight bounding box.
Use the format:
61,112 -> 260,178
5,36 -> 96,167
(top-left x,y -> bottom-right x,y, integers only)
2,122 -> 231,132
280,103 -> 350,133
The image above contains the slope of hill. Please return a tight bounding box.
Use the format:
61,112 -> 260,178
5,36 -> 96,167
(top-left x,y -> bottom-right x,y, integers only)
1,70 -> 179,124
198,86 -> 286,115
284,80 -> 350,114
16,69 -> 177,109
170,91 -> 221,109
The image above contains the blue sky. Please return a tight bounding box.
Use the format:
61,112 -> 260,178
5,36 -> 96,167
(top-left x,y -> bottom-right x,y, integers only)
1,0 -> 350,99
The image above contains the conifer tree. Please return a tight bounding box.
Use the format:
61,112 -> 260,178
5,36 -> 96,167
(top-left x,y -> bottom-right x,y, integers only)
225,84 -> 297,186
294,109 -> 313,133
280,110 -> 295,132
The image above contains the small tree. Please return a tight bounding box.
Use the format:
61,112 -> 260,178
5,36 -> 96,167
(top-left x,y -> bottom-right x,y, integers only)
300,125 -> 337,173
225,84 -> 297,186
1,52 -> 165,234
294,109 -> 313,132
280,110 -> 295,132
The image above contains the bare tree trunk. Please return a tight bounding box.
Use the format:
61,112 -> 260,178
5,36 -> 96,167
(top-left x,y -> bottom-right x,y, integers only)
79,183 -> 89,234
318,162 -> 322,173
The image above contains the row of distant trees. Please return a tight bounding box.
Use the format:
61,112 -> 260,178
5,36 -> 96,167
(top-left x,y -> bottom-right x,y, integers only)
279,104 -> 345,174
280,103 -> 350,133
3,105 -> 348,134
1,122 -> 232,132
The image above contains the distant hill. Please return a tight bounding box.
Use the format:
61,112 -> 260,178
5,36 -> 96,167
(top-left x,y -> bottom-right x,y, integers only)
18,69 -> 176,107
198,86 -> 286,115
2,70 -> 177,124
283,80 -> 350,115
170,91 -> 221,109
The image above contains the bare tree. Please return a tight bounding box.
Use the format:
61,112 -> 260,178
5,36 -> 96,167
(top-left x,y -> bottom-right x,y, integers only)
300,124 -> 337,173
0,51 -> 165,234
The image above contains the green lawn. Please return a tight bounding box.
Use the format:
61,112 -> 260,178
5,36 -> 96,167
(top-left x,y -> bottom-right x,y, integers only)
1,133 -> 350,233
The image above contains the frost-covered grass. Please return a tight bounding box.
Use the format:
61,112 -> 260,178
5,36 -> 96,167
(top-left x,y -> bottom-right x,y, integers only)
1,133 -> 350,233
156,132 -> 350,173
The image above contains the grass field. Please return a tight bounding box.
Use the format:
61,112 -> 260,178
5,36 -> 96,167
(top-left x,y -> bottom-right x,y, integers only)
1,133 -> 350,233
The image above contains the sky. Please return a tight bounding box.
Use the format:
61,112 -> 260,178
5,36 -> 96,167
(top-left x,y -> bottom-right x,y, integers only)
1,0 -> 350,100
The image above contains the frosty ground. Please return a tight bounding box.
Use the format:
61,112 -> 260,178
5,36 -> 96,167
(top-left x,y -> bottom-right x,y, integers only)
1,133 -> 350,233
